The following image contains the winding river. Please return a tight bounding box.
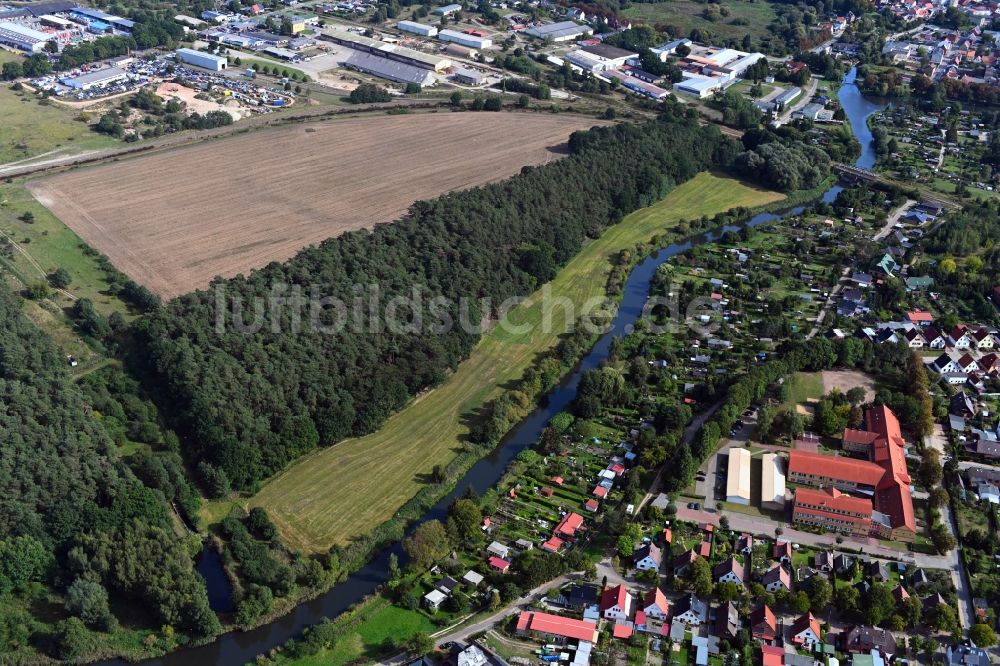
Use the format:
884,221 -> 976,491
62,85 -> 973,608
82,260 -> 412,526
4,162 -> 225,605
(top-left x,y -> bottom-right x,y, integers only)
108,66 -> 887,666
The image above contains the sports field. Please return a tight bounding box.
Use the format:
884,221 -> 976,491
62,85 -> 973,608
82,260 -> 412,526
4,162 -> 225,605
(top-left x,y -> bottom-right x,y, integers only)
246,172 -> 784,553
28,113 -> 601,299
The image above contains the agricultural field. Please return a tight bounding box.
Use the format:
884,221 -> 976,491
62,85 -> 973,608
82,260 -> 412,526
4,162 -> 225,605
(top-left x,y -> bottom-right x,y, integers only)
245,172 -> 784,553
29,112 -> 602,299
0,83 -> 117,167
623,0 -> 778,47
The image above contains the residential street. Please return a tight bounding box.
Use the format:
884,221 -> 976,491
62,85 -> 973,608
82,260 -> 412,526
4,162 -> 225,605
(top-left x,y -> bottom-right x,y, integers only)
377,574 -> 578,665
873,199 -> 917,241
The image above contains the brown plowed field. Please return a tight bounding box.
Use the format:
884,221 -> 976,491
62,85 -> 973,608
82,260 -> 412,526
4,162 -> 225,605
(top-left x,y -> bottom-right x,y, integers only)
29,113 -> 601,299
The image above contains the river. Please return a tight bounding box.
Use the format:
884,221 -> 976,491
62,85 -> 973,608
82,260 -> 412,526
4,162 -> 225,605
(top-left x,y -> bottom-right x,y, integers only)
107,66 -> 886,666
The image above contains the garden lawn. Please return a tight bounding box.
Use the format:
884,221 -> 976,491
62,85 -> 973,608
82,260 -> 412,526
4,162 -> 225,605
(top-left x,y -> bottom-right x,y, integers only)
241,172 -> 784,553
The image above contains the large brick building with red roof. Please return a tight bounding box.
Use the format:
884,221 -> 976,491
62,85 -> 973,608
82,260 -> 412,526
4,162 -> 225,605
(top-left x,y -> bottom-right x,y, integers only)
790,404 -> 916,542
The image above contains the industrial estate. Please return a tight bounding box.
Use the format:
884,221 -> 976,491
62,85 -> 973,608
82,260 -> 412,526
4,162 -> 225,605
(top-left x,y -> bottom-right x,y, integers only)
1,0 -> 1000,665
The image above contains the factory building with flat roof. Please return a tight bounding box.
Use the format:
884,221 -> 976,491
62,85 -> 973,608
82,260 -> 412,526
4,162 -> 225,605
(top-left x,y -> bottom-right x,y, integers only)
523,20 -> 592,42
438,29 -> 492,49
0,21 -> 51,52
320,29 -> 451,71
175,47 -> 227,71
396,20 -> 437,37
343,50 -> 435,87
60,66 -> 128,90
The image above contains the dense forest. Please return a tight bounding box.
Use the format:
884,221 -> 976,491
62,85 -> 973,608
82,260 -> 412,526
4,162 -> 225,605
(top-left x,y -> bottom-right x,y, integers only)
137,111 -> 744,494
0,286 -> 218,659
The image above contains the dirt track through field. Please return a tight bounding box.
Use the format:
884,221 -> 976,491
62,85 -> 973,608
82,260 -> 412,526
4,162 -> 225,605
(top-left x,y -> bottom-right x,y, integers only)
29,113 -> 601,299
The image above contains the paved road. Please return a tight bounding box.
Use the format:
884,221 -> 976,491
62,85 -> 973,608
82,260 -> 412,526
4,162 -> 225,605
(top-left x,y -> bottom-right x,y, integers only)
774,77 -> 819,126
873,199 -> 917,241
806,266 -> 850,339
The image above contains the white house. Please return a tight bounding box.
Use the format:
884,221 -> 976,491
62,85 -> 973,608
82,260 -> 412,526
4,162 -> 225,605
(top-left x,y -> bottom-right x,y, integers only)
933,353 -> 961,374
424,589 -> 447,609
487,541 -> 511,560
634,543 -> 662,571
762,564 -> 792,593
672,593 -> 707,625
643,588 -> 670,620
790,613 -> 821,647
600,584 -> 633,622
713,557 -> 744,585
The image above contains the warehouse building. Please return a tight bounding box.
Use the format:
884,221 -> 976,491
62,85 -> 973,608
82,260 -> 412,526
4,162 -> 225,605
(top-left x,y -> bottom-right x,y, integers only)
396,20 -> 437,37
433,3 -> 462,15
580,42 -> 638,68
0,22 -> 51,52
726,447 -> 752,505
320,29 -> 450,71
438,29 -> 491,49
60,66 -> 128,90
70,7 -> 133,32
262,46 -> 301,61
343,50 -> 435,86
24,2 -> 77,17
445,43 -> 476,59
175,47 -> 227,71
672,72 -> 722,98
523,20 -> 592,42
773,86 -> 801,110
606,70 -> 667,100
39,14 -> 75,29
760,453 -> 786,510
565,49 -> 608,73
452,67 -> 485,85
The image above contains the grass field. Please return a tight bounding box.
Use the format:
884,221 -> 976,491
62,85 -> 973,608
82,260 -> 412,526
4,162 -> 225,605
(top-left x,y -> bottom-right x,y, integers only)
780,371 -> 824,412
30,112 -> 603,299
623,0 -> 777,46
243,172 -> 784,553
0,181 -> 132,372
0,84 -> 116,167
284,599 -> 436,666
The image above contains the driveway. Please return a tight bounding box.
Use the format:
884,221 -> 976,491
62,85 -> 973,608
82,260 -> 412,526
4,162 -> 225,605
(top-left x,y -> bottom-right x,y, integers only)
873,199 -> 916,241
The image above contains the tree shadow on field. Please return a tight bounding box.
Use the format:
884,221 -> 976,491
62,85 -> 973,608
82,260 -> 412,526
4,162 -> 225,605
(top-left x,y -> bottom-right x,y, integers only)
545,142 -> 571,156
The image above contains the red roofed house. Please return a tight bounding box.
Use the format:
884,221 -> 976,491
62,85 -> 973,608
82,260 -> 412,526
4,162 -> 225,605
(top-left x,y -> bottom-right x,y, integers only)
554,512 -> 584,539
643,587 -> 670,620
905,309 -> 933,326
541,487 -> 554,498
698,540 -> 711,558
592,486 -> 608,499
489,556 -> 510,573
662,528 -> 672,545
751,604 -> 778,641
541,537 -> 563,552
551,476 -> 564,486
790,613 -> 822,647
600,584 -> 634,622
583,499 -> 599,512
609,463 -> 625,476
517,611 -> 599,644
